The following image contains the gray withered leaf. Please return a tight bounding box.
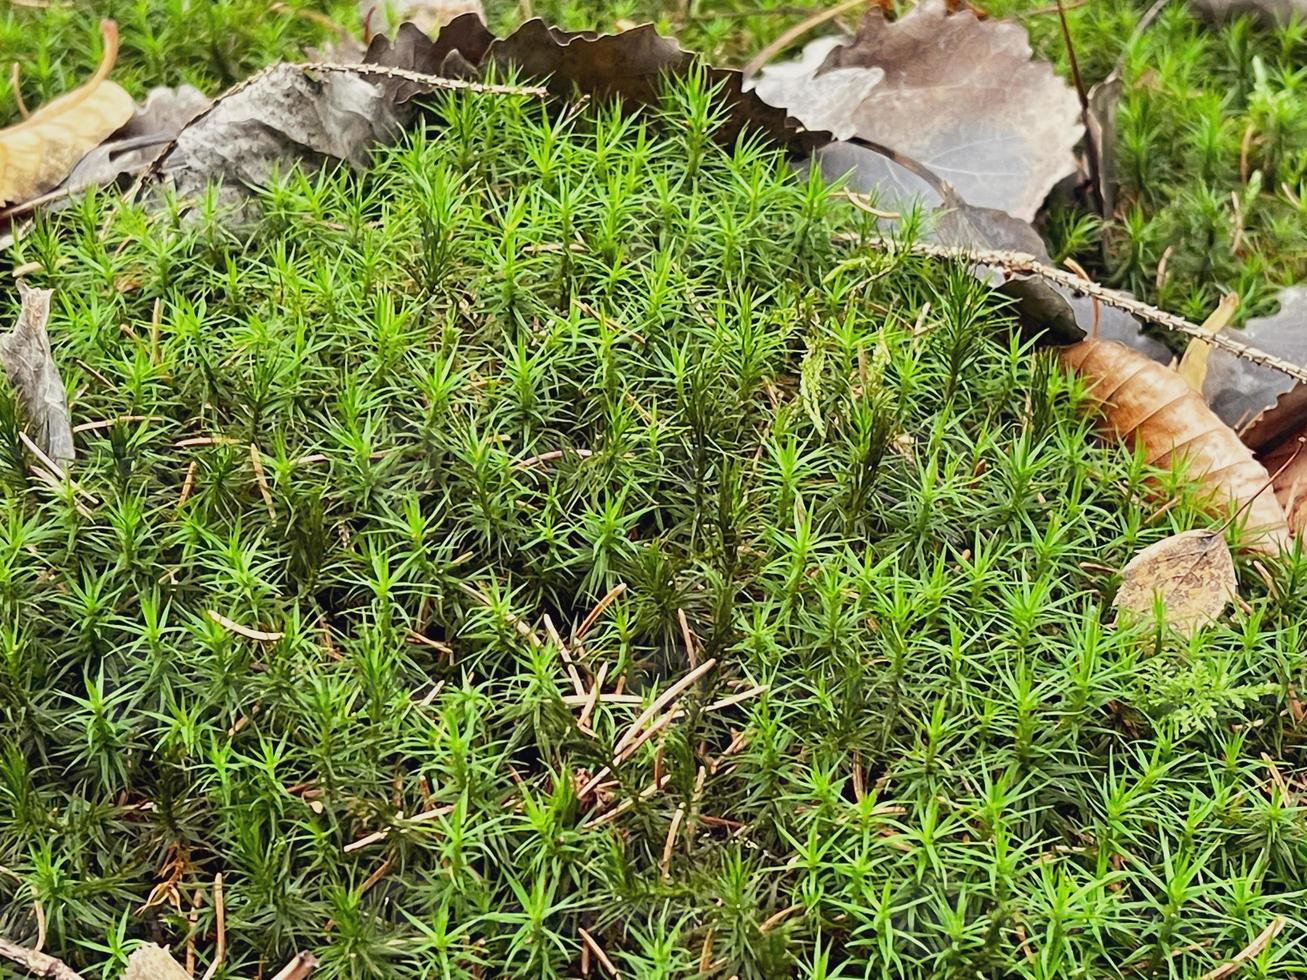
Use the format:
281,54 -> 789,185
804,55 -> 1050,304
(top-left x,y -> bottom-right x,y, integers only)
1,283 -> 75,467
750,0 -> 1082,222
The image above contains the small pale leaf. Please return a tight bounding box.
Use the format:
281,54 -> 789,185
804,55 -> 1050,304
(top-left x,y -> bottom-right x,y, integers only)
1114,529 -> 1236,634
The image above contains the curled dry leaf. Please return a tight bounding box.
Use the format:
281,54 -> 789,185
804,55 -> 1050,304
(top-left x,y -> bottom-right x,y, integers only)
1113,529 -> 1236,635
0,20 -> 134,205
1061,339 -> 1290,552
1,283 -> 75,468
365,14 -> 818,151
154,65 -> 409,213
1239,384 -> 1307,535
750,0 -> 1082,221
1203,287 -> 1307,428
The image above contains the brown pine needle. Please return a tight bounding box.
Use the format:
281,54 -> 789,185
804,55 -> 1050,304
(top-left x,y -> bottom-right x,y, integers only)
577,661 -> 609,732
249,444 -> 276,519
343,804 -> 454,853
1200,916 -> 1286,980
661,804 -> 686,880
269,952 -> 319,980
759,902 -> 803,933
208,610 -> 284,642
543,613 -> 586,697
577,928 -> 621,979
178,460 -> 198,507
613,659 -> 716,755
677,608 -> 698,668
199,873 -> 225,980
576,583 -> 627,640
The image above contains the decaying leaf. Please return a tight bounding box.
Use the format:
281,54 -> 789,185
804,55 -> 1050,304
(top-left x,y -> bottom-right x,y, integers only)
1113,529 -> 1236,634
1176,292 -> 1239,392
1238,383 -> 1307,535
750,0 -> 1082,221
121,943 -> 190,980
1188,0 -> 1307,22
60,85 -> 210,194
155,65 -> 410,210
362,0 -> 484,38
1061,339 -> 1290,552
1,283 -> 75,468
0,20 -> 134,205
366,14 -> 817,151
1203,287 -> 1307,428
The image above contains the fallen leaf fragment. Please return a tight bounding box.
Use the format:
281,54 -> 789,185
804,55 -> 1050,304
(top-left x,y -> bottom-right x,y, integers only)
750,0 -> 1082,221
1177,292 -> 1239,392
1204,286 -> 1307,428
0,20 -> 134,204
1062,339 -> 1290,552
1114,529 -> 1236,634
1,283 -> 75,467
1240,384 -> 1307,534
122,943 -> 191,980
361,0 -> 484,38
60,85 -> 210,194
1188,0 -> 1307,22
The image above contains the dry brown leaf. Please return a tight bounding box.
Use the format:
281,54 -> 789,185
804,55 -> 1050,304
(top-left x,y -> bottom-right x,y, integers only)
0,21 -> 134,205
750,0 -> 1082,221
1177,292 -> 1239,392
1239,384 -> 1307,535
365,14 -> 819,152
1061,339 -> 1291,552
361,0 -> 484,38
1,283 -> 75,467
1113,529 -> 1236,634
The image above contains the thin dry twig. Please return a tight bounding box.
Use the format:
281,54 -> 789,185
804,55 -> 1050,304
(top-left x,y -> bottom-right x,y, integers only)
743,0 -> 869,76
613,659 -> 717,755
0,938 -> 86,980
661,804 -> 686,879
577,928 -> 621,979
577,661 -> 609,733
1199,916 -> 1286,980
199,873 -> 224,980
543,613 -> 586,697
576,583 -> 627,641
582,773 -> 671,829
861,237 -> 1307,384
677,608 -> 698,669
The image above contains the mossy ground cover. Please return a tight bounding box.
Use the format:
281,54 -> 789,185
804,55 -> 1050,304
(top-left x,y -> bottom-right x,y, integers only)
3,3 -> 1307,980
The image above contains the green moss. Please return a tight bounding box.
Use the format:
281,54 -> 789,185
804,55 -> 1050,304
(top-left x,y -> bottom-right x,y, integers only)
0,77 -> 1305,978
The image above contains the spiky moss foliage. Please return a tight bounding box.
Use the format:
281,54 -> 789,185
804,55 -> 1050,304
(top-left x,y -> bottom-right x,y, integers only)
2,78 -> 1307,978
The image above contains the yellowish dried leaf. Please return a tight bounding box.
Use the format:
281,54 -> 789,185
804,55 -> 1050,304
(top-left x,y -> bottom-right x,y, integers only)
1062,339 -> 1291,552
0,20 -> 134,205
1177,291 -> 1238,392
1114,529 -> 1236,634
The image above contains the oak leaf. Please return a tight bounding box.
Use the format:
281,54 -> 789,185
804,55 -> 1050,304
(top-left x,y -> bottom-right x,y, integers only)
0,21 -> 134,205
1061,339 -> 1290,552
